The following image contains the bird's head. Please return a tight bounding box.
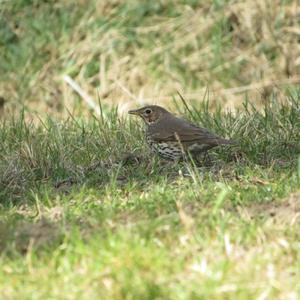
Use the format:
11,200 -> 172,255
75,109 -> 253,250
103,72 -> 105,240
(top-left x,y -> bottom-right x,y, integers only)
128,105 -> 169,125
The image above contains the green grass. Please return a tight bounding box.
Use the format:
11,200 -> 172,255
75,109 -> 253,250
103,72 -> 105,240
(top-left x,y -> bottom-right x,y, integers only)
0,96 -> 300,299
1,0 -> 300,298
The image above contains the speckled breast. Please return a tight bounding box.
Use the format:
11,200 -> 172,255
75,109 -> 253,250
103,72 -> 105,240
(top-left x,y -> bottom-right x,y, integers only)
146,135 -> 183,160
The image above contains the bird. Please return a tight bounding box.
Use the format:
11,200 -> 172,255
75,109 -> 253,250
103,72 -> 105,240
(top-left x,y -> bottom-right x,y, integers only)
128,105 -> 234,161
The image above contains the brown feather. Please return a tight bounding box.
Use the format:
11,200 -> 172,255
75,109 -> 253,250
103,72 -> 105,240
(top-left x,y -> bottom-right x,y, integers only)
147,114 -> 233,146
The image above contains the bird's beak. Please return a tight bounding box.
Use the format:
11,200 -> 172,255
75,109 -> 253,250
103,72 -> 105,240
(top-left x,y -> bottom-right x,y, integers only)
128,109 -> 140,115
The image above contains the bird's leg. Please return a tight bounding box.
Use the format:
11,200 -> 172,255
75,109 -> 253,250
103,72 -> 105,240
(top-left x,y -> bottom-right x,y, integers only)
183,151 -> 201,167
194,156 -> 203,167
202,151 -> 213,166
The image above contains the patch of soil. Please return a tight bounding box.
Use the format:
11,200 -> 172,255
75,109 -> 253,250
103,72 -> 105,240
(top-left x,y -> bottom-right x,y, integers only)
239,191 -> 300,224
14,218 -> 60,254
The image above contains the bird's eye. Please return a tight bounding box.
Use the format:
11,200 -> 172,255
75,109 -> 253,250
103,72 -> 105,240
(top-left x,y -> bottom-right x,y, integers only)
144,109 -> 152,115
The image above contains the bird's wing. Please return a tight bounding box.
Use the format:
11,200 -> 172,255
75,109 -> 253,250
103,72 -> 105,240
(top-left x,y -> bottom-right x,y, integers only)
149,118 -> 231,145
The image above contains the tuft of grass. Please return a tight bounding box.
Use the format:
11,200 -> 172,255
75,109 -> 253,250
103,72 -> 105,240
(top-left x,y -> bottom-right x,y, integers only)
0,96 -> 299,204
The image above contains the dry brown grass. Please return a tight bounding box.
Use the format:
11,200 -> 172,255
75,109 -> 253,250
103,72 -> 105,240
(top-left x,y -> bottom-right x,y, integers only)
1,0 -> 300,118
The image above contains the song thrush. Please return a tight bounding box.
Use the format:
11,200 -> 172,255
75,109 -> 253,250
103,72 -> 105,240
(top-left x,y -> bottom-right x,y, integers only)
129,105 -> 234,161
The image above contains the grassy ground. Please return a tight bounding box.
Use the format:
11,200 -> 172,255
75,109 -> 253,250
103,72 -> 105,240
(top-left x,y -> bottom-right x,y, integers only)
1,0 -> 300,117
0,95 -> 300,299
1,0 -> 300,299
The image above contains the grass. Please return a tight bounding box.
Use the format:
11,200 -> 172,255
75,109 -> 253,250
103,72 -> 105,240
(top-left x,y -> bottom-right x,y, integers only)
1,0 -> 300,117
1,0 -> 300,298
0,95 -> 300,299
